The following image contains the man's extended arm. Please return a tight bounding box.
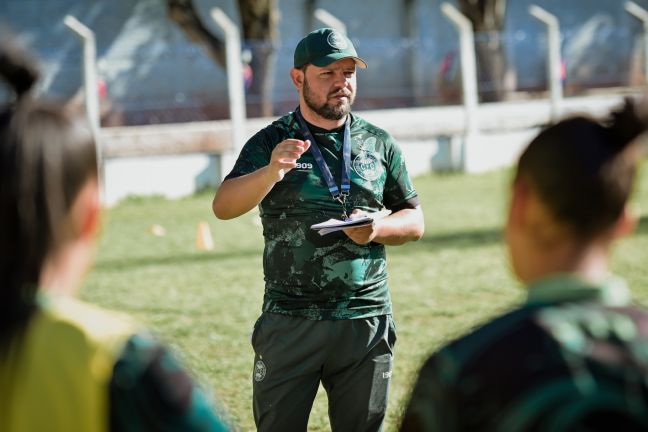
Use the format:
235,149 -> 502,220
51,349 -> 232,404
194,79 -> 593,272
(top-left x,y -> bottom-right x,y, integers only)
212,139 -> 310,220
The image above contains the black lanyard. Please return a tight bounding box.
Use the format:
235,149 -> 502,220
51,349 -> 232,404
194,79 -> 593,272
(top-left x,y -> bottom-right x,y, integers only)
294,107 -> 351,218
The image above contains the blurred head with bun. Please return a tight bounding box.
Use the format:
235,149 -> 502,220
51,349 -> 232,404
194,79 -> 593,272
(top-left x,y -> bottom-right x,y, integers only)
505,99 -> 647,284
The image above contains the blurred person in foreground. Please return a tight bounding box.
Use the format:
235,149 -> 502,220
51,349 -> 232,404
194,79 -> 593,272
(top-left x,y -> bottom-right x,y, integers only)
0,42 -> 230,431
401,99 -> 648,431
212,28 -> 424,431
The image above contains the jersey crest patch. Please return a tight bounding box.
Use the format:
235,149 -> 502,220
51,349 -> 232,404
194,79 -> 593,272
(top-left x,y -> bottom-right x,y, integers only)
353,152 -> 381,181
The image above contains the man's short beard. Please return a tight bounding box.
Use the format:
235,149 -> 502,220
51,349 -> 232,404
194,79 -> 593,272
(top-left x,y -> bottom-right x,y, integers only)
303,77 -> 354,121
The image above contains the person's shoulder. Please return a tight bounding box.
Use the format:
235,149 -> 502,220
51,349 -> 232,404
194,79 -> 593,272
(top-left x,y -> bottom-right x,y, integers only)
271,111 -> 297,128
39,294 -> 140,353
110,330 -> 233,430
536,301 -> 648,342
568,303 -> 648,351
614,304 -> 648,332
351,113 -> 393,141
251,112 -> 297,142
429,307 -> 537,371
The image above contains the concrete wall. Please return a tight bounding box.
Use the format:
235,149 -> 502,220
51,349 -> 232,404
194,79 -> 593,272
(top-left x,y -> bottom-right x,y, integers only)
98,92 -> 631,205
103,154 -> 220,204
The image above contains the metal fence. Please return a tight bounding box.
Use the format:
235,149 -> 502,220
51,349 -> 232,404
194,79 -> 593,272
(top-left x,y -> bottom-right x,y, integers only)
33,22 -> 648,127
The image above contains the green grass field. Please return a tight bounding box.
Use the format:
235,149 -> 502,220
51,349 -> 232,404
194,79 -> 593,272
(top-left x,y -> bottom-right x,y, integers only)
82,166 -> 648,431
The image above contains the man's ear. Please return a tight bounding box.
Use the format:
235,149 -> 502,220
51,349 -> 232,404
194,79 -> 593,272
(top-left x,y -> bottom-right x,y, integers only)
72,180 -> 101,242
613,203 -> 638,239
290,68 -> 304,90
508,178 -> 529,230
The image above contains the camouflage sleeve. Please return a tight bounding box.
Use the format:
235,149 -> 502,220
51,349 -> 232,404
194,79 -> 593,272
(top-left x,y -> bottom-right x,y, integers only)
109,333 -> 231,432
400,353 -> 457,432
223,127 -> 275,181
382,135 -> 419,211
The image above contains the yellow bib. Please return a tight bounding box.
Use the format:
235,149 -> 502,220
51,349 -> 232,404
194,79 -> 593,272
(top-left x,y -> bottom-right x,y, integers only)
0,295 -> 139,432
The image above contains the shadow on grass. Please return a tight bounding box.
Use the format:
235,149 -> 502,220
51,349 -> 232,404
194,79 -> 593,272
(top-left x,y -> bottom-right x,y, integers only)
405,213 -> 648,253
98,215 -> 648,270
636,215 -> 648,235
411,227 -> 504,252
95,248 -> 262,272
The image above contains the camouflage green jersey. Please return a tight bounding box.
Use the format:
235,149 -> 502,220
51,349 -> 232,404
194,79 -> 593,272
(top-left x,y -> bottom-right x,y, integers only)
401,275 -> 648,431
225,111 -> 419,320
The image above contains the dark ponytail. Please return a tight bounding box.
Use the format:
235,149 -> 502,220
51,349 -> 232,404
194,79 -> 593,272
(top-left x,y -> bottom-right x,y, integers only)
0,40 -> 39,100
515,98 -> 647,239
0,41 -> 97,354
605,98 -> 648,151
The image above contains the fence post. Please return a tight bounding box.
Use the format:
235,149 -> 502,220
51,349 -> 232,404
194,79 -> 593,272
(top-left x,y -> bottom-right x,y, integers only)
440,3 -> 479,137
625,1 -> 648,85
210,8 -> 247,180
529,5 -> 563,122
440,3 -> 479,171
63,15 -> 103,199
313,9 -> 347,34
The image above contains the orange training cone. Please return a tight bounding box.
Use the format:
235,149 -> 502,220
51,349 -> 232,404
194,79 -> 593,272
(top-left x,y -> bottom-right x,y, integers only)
196,221 -> 214,251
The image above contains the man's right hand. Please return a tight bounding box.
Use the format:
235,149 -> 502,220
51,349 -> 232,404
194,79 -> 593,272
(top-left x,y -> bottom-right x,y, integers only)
213,139 -> 311,220
267,139 -> 311,182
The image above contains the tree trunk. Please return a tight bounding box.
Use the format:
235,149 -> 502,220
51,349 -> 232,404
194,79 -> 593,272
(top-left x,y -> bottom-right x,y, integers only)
168,0 -> 279,118
237,0 -> 279,117
167,0 -> 226,68
457,0 -> 510,102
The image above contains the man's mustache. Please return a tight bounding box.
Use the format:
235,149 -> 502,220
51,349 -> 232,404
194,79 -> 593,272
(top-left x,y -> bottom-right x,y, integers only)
328,90 -> 352,98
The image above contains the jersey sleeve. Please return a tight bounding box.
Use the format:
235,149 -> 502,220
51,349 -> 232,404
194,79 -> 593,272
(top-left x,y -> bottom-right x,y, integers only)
109,332 -> 231,432
383,136 -> 419,211
223,127 -> 275,181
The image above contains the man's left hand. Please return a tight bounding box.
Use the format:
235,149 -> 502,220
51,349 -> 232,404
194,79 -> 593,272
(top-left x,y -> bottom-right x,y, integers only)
342,206 -> 424,246
343,209 -> 377,245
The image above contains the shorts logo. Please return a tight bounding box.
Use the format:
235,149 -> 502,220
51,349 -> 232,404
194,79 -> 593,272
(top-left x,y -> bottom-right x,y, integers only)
295,162 -> 313,170
254,360 -> 267,382
327,31 -> 348,49
353,152 -> 381,181
382,371 -> 392,379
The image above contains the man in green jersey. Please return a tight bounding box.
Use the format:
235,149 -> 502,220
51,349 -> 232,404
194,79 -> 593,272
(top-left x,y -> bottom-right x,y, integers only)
212,28 -> 424,431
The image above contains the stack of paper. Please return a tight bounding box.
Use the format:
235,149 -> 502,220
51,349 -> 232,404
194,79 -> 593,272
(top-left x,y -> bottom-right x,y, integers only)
310,210 -> 391,236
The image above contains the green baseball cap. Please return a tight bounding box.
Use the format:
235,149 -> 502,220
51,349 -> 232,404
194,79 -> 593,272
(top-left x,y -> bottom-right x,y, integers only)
294,28 -> 367,69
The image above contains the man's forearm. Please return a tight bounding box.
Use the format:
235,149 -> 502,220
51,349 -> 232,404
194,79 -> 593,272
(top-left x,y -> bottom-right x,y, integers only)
212,166 -> 276,219
373,206 -> 425,245
213,139 -> 310,220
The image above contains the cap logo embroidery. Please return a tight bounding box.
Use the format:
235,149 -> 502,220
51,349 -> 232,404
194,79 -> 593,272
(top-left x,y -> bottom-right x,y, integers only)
327,31 -> 347,49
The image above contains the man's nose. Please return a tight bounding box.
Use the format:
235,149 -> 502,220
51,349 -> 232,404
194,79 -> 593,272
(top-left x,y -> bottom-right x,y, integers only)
332,71 -> 350,87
